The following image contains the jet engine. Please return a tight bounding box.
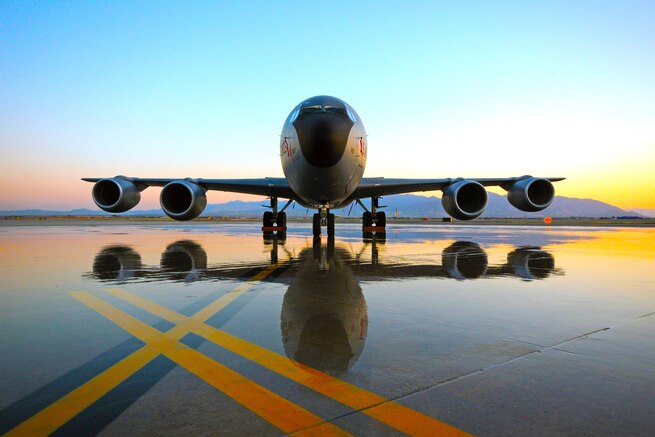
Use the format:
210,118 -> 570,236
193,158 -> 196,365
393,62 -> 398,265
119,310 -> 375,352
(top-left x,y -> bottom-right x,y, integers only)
441,180 -> 488,220
92,177 -> 141,213
160,180 -> 207,221
507,177 -> 555,212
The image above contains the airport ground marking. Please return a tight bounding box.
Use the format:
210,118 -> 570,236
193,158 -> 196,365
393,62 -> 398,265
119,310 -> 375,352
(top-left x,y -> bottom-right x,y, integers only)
69,291 -> 351,436
3,260 -> 291,437
3,348 -> 160,437
106,286 -> 471,437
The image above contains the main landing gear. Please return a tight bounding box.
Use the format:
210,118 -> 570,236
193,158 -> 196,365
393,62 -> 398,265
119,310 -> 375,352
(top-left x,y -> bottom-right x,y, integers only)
312,206 -> 335,237
262,197 -> 292,241
359,197 -> 386,239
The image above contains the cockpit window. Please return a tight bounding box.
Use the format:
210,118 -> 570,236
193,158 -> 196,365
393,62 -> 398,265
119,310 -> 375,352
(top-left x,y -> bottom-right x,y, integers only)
300,105 -> 322,115
346,108 -> 357,123
289,108 -> 300,123
323,105 -> 346,115
298,100 -> 349,117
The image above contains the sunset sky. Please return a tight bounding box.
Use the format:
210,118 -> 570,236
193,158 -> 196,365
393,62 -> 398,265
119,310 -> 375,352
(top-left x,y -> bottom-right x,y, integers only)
1,1 -> 654,210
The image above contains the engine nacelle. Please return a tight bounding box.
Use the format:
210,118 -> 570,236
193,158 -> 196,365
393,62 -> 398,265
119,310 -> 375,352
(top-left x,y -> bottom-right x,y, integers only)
92,177 -> 141,213
91,246 -> 143,282
160,180 -> 207,221
160,240 -> 208,282
441,180 -> 488,220
507,177 -> 555,212
507,248 -> 555,280
442,241 -> 488,280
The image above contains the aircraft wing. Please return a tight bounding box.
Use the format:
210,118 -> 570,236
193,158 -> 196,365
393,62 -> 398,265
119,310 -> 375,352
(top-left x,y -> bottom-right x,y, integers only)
82,177 -> 296,199
351,176 -> 565,198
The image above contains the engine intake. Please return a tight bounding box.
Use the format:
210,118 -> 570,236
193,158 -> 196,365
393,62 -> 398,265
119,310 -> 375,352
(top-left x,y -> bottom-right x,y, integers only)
160,180 -> 207,221
507,177 -> 555,212
441,180 -> 488,220
92,177 -> 141,213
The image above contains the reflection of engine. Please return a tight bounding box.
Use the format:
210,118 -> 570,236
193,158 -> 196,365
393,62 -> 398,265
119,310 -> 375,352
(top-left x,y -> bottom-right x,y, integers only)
507,248 -> 556,280
91,246 -> 143,281
281,247 -> 367,374
160,240 -> 207,282
442,241 -> 488,280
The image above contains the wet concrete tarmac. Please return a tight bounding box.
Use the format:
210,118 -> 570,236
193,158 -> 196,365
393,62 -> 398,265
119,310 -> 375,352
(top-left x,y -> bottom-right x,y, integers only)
0,222 -> 654,436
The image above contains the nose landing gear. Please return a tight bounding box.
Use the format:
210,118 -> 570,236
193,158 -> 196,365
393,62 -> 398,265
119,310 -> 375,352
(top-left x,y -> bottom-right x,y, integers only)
312,206 -> 335,237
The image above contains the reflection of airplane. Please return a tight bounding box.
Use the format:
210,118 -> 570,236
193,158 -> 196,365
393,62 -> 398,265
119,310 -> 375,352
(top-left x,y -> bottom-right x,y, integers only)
86,239 -> 561,284
442,241 -> 557,281
281,246 -> 367,374
83,95 -> 564,237
85,239 -> 561,372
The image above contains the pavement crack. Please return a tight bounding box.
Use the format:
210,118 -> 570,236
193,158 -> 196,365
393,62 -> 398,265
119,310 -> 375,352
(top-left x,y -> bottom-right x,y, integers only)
298,326 -> 617,431
550,327 -> 610,348
551,347 -> 585,356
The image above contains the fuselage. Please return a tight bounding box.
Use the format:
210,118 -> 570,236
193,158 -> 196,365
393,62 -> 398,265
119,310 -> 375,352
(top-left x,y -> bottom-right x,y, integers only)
280,96 -> 367,209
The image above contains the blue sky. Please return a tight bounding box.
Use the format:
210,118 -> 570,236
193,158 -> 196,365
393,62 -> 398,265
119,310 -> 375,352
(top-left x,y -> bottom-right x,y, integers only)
1,1 -> 654,209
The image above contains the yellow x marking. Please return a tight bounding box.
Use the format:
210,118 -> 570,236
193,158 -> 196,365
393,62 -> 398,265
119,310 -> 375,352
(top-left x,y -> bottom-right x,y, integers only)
5,259 -> 470,436
67,291 -> 351,436
5,261 -> 302,436
105,287 -> 470,436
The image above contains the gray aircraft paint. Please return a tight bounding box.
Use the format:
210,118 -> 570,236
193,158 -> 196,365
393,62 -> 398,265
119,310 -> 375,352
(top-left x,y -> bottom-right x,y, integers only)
281,96 -> 366,209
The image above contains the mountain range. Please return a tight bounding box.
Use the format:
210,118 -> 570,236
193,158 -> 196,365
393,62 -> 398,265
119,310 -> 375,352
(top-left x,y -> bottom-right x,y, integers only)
1,193 -> 644,218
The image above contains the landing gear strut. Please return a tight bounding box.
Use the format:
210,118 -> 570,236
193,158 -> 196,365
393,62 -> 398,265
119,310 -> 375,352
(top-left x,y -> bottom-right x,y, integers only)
360,197 -> 386,239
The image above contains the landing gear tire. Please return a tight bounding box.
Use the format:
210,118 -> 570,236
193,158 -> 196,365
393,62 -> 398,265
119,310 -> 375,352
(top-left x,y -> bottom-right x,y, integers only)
263,211 -> 274,226
363,212 -> 373,228
313,235 -> 321,260
327,235 -> 335,259
277,211 -> 287,238
327,213 -> 335,237
277,212 -> 287,228
263,211 -> 274,237
312,213 -> 321,237
375,211 -> 386,230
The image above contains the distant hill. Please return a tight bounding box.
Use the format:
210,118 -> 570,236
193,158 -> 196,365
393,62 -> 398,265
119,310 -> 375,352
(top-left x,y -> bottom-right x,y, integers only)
1,193 -> 643,218
629,208 -> 655,218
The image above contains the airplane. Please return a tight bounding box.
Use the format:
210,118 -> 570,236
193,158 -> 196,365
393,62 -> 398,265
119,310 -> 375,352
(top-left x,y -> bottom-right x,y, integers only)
83,95 -> 564,237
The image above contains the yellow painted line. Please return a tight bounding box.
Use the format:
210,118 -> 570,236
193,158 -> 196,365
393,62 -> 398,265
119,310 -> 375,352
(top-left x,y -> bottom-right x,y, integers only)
107,287 -> 471,436
69,291 -> 350,436
4,261 -> 289,436
4,348 -> 159,437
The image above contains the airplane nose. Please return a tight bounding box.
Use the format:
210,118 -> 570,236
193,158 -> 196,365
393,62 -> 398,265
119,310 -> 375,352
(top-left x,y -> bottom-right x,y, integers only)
293,113 -> 353,168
